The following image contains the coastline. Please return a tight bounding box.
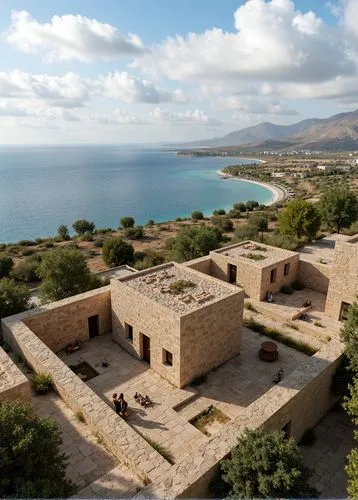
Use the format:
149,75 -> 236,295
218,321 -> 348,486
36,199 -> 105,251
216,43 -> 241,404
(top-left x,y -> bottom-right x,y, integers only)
217,169 -> 286,206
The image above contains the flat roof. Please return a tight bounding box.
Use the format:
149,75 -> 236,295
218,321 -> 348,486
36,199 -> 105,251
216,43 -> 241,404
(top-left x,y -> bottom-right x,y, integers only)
214,241 -> 298,267
119,262 -> 240,314
299,234 -> 353,265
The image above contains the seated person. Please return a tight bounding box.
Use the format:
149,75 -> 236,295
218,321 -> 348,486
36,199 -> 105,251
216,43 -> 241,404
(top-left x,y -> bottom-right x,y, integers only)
267,291 -> 274,303
112,393 -> 122,415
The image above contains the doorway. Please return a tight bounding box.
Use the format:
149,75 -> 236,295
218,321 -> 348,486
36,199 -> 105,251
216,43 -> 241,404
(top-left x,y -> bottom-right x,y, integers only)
340,302 -> 351,321
228,264 -> 237,284
142,334 -> 151,364
88,315 -> 99,338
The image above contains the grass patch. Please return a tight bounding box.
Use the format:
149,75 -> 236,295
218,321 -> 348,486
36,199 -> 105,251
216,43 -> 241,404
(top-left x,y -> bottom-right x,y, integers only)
191,405 -> 230,436
244,317 -> 317,356
314,321 -> 323,328
31,373 -> 53,394
242,252 -> 266,261
75,410 -> 85,423
244,301 -> 257,312
169,279 -> 196,294
136,430 -> 175,465
285,321 -> 299,331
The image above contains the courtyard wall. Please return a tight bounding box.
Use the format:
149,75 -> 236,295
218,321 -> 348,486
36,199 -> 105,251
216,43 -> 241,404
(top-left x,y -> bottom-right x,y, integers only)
298,259 -> 331,294
22,287 -> 112,352
0,346 -> 31,404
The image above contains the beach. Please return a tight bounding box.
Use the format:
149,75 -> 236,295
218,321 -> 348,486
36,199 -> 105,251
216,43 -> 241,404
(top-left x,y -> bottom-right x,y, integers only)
217,169 -> 286,206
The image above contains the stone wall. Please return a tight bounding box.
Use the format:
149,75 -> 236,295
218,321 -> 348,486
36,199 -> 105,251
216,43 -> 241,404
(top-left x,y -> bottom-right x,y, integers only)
325,241 -> 358,319
259,255 -> 300,300
0,346 -> 31,404
1,315 -> 171,485
111,278 -> 182,387
184,256 -> 212,276
23,287 -> 112,353
298,260 -> 331,294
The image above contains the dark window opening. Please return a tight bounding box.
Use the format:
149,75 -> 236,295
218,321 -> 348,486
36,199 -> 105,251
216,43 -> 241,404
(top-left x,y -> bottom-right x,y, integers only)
340,302 -> 351,322
270,268 -> 277,283
163,349 -> 173,366
125,323 -> 133,341
88,315 -> 99,338
228,264 -> 237,284
284,263 -> 290,276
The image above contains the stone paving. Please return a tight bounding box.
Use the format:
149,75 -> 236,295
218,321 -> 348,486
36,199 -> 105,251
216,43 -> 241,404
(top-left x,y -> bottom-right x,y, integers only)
32,392 -> 142,498
59,329 -> 307,463
303,404 -> 355,498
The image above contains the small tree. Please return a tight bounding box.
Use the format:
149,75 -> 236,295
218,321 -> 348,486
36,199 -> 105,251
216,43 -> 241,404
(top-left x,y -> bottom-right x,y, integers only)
124,226 -> 144,240
72,219 -> 95,235
221,428 -> 316,498
234,202 -> 247,212
250,214 -> 268,242
102,238 -> 134,267
341,300 -> 358,372
0,255 -> 14,278
211,216 -> 234,232
279,198 -> 321,240
37,247 -> 96,302
191,211 -> 204,221
246,200 -> 259,211
57,224 -> 70,241
320,187 -> 358,233
0,278 -> 30,320
0,400 -> 75,498
120,216 -> 135,229
172,226 -> 222,262
213,209 -> 226,216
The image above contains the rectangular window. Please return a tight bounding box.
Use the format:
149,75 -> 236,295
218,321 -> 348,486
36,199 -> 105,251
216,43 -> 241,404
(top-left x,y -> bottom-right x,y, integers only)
270,268 -> 277,283
284,263 -> 290,276
163,349 -> 173,366
340,302 -> 351,322
125,323 -> 133,341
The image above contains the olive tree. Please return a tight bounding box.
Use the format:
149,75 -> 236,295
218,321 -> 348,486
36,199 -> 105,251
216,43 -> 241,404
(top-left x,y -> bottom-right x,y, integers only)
102,238 -> 134,267
279,198 -> 321,240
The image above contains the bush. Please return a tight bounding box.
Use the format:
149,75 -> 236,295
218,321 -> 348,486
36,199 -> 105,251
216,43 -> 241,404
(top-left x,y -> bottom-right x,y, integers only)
0,278 -> 30,320
134,249 -> 165,270
0,255 -> 14,278
43,241 -> 54,248
281,285 -> 294,294
228,209 -> 241,219
72,219 -> 95,235
235,224 -> 259,241
94,239 -> 104,248
171,226 -> 222,262
191,211 -> 204,220
124,226 -> 144,240
21,248 -> 34,257
18,240 -> 36,246
0,400 -> 75,498
212,216 -> 234,232
263,233 -> 302,251
96,228 -> 113,234
233,202 -> 247,212
244,301 -> 257,312
120,216 -> 135,228
146,219 -> 155,226
80,233 -> 93,242
213,209 -> 226,215
31,373 -> 53,394
12,259 -> 39,282
291,280 -> 305,291
102,238 -> 134,267
246,200 -> 259,211
57,224 -> 70,241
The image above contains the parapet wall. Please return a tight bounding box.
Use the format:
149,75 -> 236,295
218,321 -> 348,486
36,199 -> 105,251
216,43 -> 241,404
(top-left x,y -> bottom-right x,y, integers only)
298,260 -> 331,294
23,287 -> 112,352
2,314 -> 171,486
0,346 -> 31,404
184,255 -> 212,276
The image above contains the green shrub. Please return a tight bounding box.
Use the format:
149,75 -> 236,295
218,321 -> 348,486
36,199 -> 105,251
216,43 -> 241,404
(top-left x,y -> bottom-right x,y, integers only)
314,321 -> 323,327
21,248 -> 34,257
233,202 -> 247,212
12,259 -> 39,282
169,280 -> 196,294
94,239 -> 104,248
96,228 -> 113,234
212,216 -> 234,232
102,238 -> 134,267
281,285 -> 294,294
235,224 -> 259,241
120,216 -> 135,228
124,226 -> 144,240
291,281 -> 305,291
43,241 -> 54,248
75,410 -> 85,423
242,252 -> 266,261
18,240 -> 36,247
57,225 -> 70,241
228,209 -> 241,219
0,255 -> 14,278
73,219 -> 95,235
213,209 -> 226,216
31,373 -> 53,394
146,219 -> 155,226
244,301 -> 257,312
191,210 -> 204,220
81,233 -> 93,242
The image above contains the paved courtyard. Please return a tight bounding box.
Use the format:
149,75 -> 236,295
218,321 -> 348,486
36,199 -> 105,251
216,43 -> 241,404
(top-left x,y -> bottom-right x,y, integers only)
32,392 -> 142,498
303,404 -> 355,498
59,329 -> 307,463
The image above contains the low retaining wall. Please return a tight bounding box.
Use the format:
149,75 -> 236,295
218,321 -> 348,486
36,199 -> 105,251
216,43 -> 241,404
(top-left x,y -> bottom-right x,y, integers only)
2,315 -> 171,485
0,346 -> 31,404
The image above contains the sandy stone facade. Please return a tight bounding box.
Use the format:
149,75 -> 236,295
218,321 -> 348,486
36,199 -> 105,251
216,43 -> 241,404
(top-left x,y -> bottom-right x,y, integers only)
0,345 -> 31,403
209,241 -> 299,300
111,262 -> 244,388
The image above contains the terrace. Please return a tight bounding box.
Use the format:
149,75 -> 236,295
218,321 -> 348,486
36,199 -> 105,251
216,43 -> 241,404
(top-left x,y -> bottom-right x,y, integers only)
214,241 -> 298,267
58,328 -> 307,464
299,234 -> 352,265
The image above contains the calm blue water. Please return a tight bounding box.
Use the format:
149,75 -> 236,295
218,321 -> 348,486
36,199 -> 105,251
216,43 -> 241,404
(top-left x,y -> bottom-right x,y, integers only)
0,145 -> 271,242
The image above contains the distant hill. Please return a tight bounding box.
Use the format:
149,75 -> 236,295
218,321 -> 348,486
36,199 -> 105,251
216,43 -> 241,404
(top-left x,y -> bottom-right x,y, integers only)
179,109 -> 358,151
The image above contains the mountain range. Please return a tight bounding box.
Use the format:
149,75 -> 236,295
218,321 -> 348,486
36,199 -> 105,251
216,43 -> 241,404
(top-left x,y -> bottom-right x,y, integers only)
180,109 -> 358,151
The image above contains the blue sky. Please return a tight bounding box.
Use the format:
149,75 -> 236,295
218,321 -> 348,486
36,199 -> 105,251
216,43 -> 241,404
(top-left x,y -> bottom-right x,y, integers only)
0,0 -> 357,144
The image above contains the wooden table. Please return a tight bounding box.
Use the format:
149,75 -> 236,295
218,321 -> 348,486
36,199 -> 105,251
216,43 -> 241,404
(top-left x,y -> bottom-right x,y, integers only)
259,341 -> 278,362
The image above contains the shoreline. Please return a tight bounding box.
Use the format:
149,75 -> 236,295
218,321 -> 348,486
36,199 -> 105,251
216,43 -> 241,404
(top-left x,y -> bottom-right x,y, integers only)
216,169 -> 286,206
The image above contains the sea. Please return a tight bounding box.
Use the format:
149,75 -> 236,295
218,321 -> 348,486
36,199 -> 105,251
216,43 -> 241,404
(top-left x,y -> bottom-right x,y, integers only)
0,144 -> 272,242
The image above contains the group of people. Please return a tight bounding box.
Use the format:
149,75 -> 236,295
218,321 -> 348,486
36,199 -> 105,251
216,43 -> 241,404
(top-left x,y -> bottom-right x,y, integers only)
112,393 -> 128,418
134,392 -> 152,408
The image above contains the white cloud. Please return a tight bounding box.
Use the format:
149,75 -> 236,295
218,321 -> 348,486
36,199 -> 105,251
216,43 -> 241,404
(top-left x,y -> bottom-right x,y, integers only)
0,98 -> 81,121
343,0 -> 358,44
133,0 -> 354,84
5,10 -> 146,62
96,71 -> 188,103
148,107 -> 222,126
217,96 -> 298,115
90,108 -> 144,125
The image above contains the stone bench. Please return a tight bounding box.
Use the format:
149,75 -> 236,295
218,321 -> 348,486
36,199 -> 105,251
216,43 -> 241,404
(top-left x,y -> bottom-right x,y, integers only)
289,305 -> 312,321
